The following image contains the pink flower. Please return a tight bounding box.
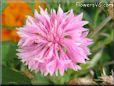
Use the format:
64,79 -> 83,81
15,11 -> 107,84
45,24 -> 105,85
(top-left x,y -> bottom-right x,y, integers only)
17,6 -> 93,76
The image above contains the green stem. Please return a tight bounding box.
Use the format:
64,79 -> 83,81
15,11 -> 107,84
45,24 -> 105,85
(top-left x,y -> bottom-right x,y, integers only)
91,16 -> 111,38
93,8 -> 102,28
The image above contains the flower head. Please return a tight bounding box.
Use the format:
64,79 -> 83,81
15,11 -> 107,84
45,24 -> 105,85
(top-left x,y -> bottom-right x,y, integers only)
17,6 -> 93,76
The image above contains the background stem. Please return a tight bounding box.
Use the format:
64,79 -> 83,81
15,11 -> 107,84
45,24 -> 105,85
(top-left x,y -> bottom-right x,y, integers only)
91,16 -> 112,38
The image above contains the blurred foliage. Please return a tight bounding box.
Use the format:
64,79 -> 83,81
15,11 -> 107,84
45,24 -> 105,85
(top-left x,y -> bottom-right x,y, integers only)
1,0 -> 114,85
2,66 -> 31,85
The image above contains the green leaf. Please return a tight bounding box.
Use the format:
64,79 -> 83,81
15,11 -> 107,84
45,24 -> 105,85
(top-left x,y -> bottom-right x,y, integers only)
0,0 -> 7,14
2,66 -> 31,85
89,49 -> 103,68
100,52 -> 111,64
91,29 -> 113,51
2,41 -> 21,68
31,72 -> 50,85
2,41 -> 11,65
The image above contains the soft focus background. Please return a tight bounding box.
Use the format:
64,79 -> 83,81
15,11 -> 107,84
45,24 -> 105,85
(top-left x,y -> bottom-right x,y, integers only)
1,0 -> 114,85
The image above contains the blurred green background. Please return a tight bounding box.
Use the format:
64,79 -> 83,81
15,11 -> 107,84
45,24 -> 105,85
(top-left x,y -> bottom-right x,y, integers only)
1,0 -> 114,85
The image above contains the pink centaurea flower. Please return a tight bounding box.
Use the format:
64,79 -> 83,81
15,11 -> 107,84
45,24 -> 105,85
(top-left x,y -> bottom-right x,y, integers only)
17,6 -> 93,76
